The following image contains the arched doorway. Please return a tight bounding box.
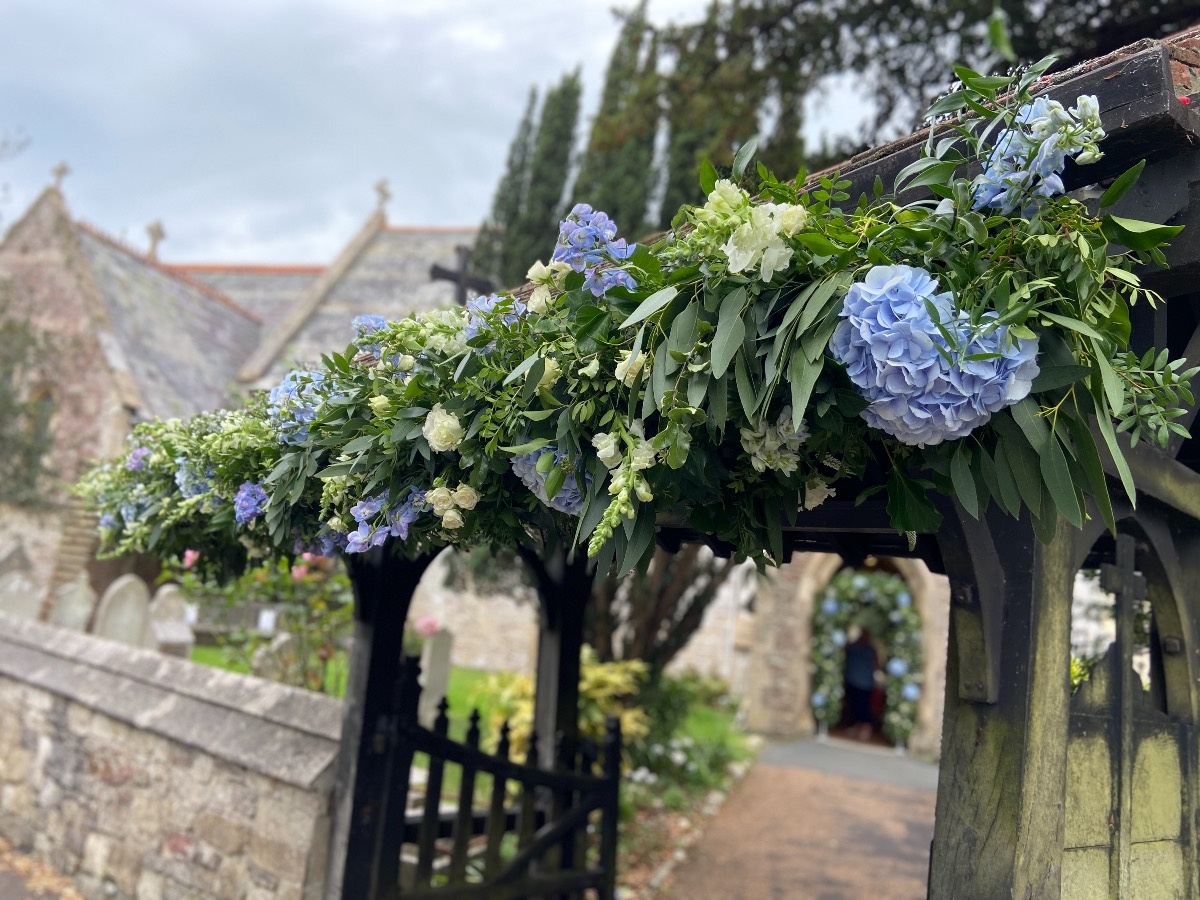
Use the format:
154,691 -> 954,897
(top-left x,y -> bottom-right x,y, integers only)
809,567 -> 924,748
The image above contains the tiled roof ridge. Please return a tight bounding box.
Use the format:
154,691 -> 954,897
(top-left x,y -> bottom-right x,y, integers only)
383,224 -> 479,234
74,219 -> 262,325
167,262 -> 326,276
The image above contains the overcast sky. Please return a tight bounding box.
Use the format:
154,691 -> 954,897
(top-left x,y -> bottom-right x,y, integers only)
0,0 -> 855,263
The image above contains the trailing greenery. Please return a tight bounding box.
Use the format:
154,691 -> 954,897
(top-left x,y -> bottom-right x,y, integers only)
0,290 -> 57,508
78,62 -> 1191,586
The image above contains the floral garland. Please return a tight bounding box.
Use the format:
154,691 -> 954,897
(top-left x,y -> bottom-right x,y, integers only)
809,569 -> 923,745
79,60 -> 1195,578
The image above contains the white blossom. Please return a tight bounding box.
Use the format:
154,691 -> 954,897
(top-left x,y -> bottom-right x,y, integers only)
592,432 -> 622,469
615,350 -> 648,387
441,508 -> 465,530
453,484 -> 480,510
426,486 -> 456,516
422,404 -> 464,452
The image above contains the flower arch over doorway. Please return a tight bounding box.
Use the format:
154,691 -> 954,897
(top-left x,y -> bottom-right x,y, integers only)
810,568 -> 924,746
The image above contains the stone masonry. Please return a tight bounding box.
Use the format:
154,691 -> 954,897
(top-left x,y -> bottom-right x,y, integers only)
0,611 -> 342,900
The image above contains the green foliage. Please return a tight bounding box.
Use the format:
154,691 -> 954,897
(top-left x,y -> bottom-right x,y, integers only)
472,89 -> 539,290
473,646 -> 650,761
809,568 -> 924,745
504,71 -> 583,287
170,555 -> 353,696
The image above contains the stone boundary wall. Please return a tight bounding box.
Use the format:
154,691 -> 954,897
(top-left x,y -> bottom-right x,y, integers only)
0,610 -> 343,900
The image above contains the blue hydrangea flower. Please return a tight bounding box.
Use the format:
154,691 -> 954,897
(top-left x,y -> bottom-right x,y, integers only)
831,628 -> 847,647
901,682 -> 922,702
829,265 -> 1039,446
895,592 -> 912,608
811,691 -> 827,708
124,447 -> 151,472
99,513 -> 117,530
887,657 -> 909,677
174,458 -> 212,498
511,448 -> 590,516
234,482 -> 269,524
851,574 -> 868,590
551,204 -> 638,298
268,370 -> 326,446
820,597 -> 840,616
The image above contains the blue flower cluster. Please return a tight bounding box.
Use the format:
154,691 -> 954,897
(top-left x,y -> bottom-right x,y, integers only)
464,293 -> 527,342
351,314 -> 388,356
829,265 -> 1040,446
234,482 -> 269,524
267,370 -> 325,446
124,447 -> 150,472
551,204 -> 638,297
174,458 -> 212,498
973,95 -> 1105,216
510,448 -> 589,516
344,487 -> 426,553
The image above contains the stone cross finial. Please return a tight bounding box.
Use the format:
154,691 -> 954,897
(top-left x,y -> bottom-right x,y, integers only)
146,220 -> 166,261
51,162 -> 70,189
375,178 -> 391,214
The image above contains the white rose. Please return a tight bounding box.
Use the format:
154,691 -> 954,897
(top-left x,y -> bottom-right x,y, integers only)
396,354 -> 416,372
441,508 -> 465,530
422,403 -> 465,452
426,486 -> 456,516
774,204 -> 808,237
615,350 -> 648,387
327,517 -> 348,533
592,432 -> 622,469
527,283 -> 551,314
368,395 -> 392,416
453,484 -> 480,510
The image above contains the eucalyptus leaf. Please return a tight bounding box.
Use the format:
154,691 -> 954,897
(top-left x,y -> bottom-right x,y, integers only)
950,444 -> 978,518
621,286 -> 679,329
711,288 -> 747,378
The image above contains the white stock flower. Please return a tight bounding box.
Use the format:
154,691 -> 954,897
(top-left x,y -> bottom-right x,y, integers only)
721,222 -> 763,273
422,404 -> 465,452
527,284 -> 552,314
705,179 -> 749,218
426,486 -> 456,517
592,432 -> 623,469
368,395 -> 392,416
629,440 -> 656,471
758,238 -> 793,282
441,508 -> 465,530
537,356 -> 562,389
327,517 -> 348,533
615,350 -> 648,387
395,354 -> 416,372
453,484 -> 480,510
579,358 -> 601,379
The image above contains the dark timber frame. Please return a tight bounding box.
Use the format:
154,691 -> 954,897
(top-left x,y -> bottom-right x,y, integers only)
328,31 -> 1200,899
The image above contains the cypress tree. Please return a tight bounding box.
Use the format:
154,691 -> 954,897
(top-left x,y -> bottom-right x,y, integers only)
572,2 -> 660,236
506,70 -> 582,286
472,88 -> 538,289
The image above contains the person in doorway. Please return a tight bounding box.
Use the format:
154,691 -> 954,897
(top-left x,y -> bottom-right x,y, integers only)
843,626 -> 879,741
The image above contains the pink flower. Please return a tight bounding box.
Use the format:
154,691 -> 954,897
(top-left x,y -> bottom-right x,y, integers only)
291,565 -> 310,580
1180,96 -> 1192,107
415,615 -> 440,638
182,549 -> 200,569
301,552 -> 317,563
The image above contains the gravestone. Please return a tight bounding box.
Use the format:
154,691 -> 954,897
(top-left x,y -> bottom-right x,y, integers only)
48,573 -> 98,631
418,629 -> 453,729
0,572 -> 41,621
0,541 -> 31,579
252,632 -> 298,682
92,574 -> 154,648
149,584 -> 195,658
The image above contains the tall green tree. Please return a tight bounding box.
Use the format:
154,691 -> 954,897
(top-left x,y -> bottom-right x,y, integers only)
506,70 -> 583,286
472,88 -> 538,290
573,2 -> 661,236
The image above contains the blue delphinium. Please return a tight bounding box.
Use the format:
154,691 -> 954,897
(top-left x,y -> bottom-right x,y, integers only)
267,370 -> 326,446
820,597 -> 840,616
829,264 -> 1039,447
343,487 -> 427,553
901,682 -> 922,702
973,94 -> 1105,216
510,448 -> 589,516
99,512 -> 117,530
234,482 -> 269,524
887,657 -> 909,677
551,204 -> 638,298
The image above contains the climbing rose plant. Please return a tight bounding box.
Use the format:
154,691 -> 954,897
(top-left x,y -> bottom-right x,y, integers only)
79,59 -> 1194,577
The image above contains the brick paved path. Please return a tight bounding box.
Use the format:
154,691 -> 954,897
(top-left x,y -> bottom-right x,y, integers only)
665,738 -> 937,900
